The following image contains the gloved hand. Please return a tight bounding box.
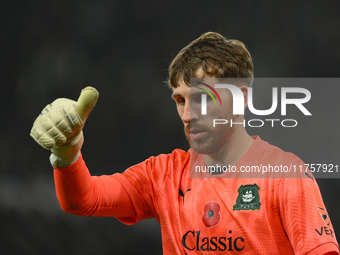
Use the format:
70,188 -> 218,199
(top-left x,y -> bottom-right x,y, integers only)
30,87 -> 99,168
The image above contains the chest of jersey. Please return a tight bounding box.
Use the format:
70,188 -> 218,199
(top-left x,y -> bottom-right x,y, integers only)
157,175 -> 290,254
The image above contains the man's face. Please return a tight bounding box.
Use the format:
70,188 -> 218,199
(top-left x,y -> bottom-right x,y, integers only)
171,77 -> 239,154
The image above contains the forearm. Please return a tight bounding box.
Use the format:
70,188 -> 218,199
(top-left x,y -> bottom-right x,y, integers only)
54,153 -> 136,218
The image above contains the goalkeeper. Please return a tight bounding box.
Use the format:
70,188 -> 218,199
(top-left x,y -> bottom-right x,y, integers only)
31,32 -> 339,254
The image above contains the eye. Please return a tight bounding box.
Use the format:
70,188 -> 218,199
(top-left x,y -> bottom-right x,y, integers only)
175,97 -> 185,105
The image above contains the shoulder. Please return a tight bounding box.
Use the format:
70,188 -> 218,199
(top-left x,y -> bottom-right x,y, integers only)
251,136 -> 304,164
146,148 -> 190,169
245,136 -> 309,179
124,149 -> 190,176
118,149 -> 190,193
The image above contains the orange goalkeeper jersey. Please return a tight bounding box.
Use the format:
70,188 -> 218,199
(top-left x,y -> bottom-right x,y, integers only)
54,136 -> 339,254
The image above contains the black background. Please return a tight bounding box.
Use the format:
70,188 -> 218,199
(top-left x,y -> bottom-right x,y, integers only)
1,1 -> 339,254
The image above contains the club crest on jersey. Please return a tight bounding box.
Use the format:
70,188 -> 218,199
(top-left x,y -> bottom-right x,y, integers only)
233,184 -> 261,211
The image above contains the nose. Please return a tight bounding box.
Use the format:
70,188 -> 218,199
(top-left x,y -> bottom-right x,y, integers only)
181,102 -> 190,123
181,100 -> 200,124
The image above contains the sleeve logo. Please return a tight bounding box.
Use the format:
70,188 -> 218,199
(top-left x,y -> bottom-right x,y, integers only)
317,207 -> 330,226
233,184 -> 261,211
315,207 -> 335,238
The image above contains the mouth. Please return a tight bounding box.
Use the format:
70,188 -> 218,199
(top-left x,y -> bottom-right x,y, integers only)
189,129 -> 207,140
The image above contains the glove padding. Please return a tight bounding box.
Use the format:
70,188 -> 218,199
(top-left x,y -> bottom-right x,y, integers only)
30,87 -> 99,168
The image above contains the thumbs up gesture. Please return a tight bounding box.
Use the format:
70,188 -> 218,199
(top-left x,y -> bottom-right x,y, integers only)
30,87 -> 99,167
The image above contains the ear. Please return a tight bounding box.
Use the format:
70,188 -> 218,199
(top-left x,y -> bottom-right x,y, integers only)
239,86 -> 249,109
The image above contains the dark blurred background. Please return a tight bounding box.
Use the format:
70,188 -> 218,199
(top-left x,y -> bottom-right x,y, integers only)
1,0 -> 339,254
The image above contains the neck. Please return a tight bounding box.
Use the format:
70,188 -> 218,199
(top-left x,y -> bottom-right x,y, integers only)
203,127 -> 254,167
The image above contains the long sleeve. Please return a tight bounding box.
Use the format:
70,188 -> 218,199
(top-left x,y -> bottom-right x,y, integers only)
278,175 -> 339,254
54,152 -> 136,218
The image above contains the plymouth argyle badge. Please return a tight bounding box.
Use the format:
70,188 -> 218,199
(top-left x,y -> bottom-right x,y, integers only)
233,184 -> 261,211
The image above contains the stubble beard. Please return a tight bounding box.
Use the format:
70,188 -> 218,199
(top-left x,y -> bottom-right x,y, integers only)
184,124 -> 190,143
184,107 -> 237,155
184,122 -> 229,154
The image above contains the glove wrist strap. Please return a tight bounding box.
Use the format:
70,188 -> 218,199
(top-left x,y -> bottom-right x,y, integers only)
49,132 -> 83,168
50,151 -> 80,168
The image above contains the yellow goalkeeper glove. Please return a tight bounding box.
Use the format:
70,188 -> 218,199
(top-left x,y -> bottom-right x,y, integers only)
30,87 -> 99,168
